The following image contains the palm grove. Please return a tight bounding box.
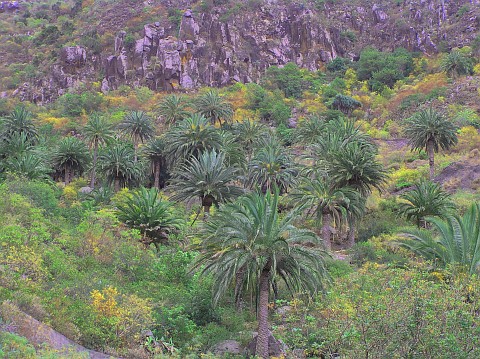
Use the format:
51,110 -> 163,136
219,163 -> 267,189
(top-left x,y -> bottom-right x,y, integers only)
0,85 -> 472,357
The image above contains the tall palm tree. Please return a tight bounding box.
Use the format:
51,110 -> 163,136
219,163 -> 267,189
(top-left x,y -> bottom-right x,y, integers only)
156,94 -> 191,127
52,137 -> 90,185
143,136 -> 167,189
232,119 -> 268,161
401,203 -> 480,274
195,90 -> 234,126
5,152 -> 50,180
290,175 -> 362,250
247,142 -> 298,194
404,108 -> 458,180
0,106 -> 38,144
98,143 -> 144,191
169,150 -> 243,216
193,190 -> 329,358
116,187 -> 183,249
83,114 -> 115,188
118,111 -> 155,162
398,179 -> 455,228
164,114 -> 223,167
294,115 -> 326,145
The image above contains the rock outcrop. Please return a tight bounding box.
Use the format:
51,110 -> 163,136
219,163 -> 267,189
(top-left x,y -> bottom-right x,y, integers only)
9,0 -> 480,102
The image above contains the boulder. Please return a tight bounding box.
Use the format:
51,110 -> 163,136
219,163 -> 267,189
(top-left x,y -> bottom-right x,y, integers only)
211,340 -> 243,355
245,331 -> 288,357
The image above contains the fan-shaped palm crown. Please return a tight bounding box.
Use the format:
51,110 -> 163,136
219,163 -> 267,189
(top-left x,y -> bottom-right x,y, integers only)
164,114 -> 223,166
156,94 -> 191,126
404,108 -> 457,179
53,136 -> 90,184
118,111 -> 155,160
1,106 -> 38,143
98,142 -> 144,191
399,179 -> 455,228
193,189 -> 329,358
195,90 -> 234,125
116,186 -> 183,249
169,150 -> 243,214
401,203 -> 480,274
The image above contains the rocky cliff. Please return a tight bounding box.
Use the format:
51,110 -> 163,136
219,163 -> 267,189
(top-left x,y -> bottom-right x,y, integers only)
5,0 -> 480,102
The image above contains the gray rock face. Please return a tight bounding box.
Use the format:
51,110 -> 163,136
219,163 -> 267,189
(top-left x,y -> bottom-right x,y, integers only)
245,331 -> 288,357
12,0 -> 480,102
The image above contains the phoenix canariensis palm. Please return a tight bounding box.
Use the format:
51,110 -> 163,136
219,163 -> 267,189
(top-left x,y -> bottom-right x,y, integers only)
290,175 -> 363,250
143,136 -> 167,189
116,187 -> 183,249
83,114 -> 115,188
118,110 -> 155,162
232,119 -> 268,161
5,153 -> 50,180
0,106 -> 38,144
195,89 -> 234,126
169,150 -> 243,217
98,142 -> 144,191
193,189 -> 329,358
156,94 -> 191,127
164,114 -> 223,167
404,108 -> 458,180
52,137 -> 90,185
401,203 -> 480,275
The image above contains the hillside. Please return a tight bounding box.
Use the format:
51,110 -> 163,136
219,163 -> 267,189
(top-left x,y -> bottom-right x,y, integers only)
1,1 -> 480,359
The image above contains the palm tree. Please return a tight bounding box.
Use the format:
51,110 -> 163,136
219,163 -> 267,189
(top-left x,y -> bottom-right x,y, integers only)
118,111 -> 155,162
294,115 -> 326,145
83,114 -> 115,188
156,94 -> 191,127
164,114 -> 223,167
195,90 -> 234,126
232,119 -> 268,161
290,175 -> 362,250
169,150 -> 243,216
441,49 -> 474,78
98,143 -> 144,191
52,137 -> 90,185
0,106 -> 38,144
193,190 -> 329,358
5,153 -> 50,180
116,187 -> 183,249
398,179 -> 455,228
143,136 -> 167,189
401,203 -> 480,274
404,108 -> 458,180
247,142 -> 298,194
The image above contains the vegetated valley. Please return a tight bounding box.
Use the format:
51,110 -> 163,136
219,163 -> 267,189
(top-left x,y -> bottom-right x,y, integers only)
1,0 -> 480,358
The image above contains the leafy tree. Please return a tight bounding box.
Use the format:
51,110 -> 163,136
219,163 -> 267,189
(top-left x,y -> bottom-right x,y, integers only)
398,180 -> 455,228
245,84 -> 291,124
404,108 -> 458,179
290,175 -> 362,250
52,137 -> 90,185
264,62 -> 305,98
164,114 -> 223,166
169,150 -> 243,216
116,187 -> 183,249
247,141 -> 298,194
83,114 -> 115,188
0,106 -> 38,144
193,190 -> 329,358
118,111 -> 155,161
143,136 -> 167,189
98,143 -> 144,191
195,90 -> 233,126
329,94 -> 362,115
156,94 -> 191,127
441,49 -> 474,78
401,203 -> 480,274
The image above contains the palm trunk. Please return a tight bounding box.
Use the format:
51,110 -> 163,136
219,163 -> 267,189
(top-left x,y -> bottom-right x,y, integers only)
64,165 -> 71,185
256,267 -> 270,359
154,160 -> 161,189
235,266 -> 246,311
134,141 -> 138,163
202,195 -> 214,220
114,178 -> 121,192
90,141 -> 98,188
346,216 -> 356,249
427,139 -> 435,180
321,212 -> 332,251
